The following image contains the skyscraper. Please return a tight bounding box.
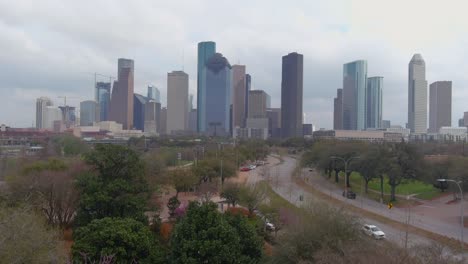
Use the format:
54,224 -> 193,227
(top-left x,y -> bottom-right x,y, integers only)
333,88 -> 343,130
429,81 -> 452,133
80,100 -> 100,126
144,100 -> 159,134
245,74 -> 251,125
95,82 -> 111,121
343,60 -> 367,130
266,108 -> 281,138
366,77 -> 383,129
248,90 -> 270,118
202,53 -> 232,136
147,85 -> 160,103
110,58 -> 134,129
36,97 -> 53,129
197,41 -> 216,132
408,54 -> 428,134
133,94 -> 148,131
189,94 -> 194,111
281,52 -> 303,138
232,65 -> 247,128
167,71 -> 189,134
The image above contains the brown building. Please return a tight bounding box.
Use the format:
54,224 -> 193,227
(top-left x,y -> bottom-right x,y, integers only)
231,65 -> 247,128
110,58 -> 134,129
333,88 -> 343,130
429,81 -> 452,133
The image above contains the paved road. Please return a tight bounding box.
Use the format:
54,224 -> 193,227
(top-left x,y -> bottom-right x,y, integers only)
249,155 -> 435,248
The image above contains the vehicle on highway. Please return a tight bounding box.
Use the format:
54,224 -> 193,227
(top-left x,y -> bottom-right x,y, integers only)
362,224 -> 385,240
240,167 -> 251,172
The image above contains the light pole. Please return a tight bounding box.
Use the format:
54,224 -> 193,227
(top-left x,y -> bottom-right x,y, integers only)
330,156 -> 360,196
438,179 -> 464,248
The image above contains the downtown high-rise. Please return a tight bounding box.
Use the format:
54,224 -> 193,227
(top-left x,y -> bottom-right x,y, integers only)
167,71 -> 189,134
95,82 -> 111,121
366,77 -> 383,129
231,65 -> 247,128
429,81 -> 452,133
201,53 -> 232,136
36,97 -> 53,129
333,89 -> 343,130
281,52 -> 303,138
110,58 -> 134,129
342,60 -> 367,130
80,100 -> 100,126
197,41 -> 216,132
408,54 -> 428,134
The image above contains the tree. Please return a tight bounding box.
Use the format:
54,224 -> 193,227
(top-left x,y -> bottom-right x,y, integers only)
51,134 -> 90,156
170,201 -> 262,264
6,158 -> 84,228
0,205 -> 66,263
387,143 -> 421,201
225,213 -> 263,263
221,183 -> 241,207
72,217 -> 165,263
240,184 -> 267,215
74,144 -> 150,227
167,196 -> 181,218
171,168 -> 198,195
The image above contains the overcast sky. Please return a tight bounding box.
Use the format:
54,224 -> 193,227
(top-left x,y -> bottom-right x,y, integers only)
1,0 -> 468,129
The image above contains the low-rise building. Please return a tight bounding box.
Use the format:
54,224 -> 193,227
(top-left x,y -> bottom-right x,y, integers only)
313,129 -> 403,142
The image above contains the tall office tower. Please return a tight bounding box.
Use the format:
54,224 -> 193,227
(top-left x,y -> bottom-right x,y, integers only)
144,100 -> 158,134
95,82 -> 111,121
343,60 -> 367,130
80,100 -> 100,126
59,106 -> 76,128
248,90 -> 270,118
366,77 -> 383,129
333,88 -> 343,130
197,41 -> 216,132
147,85 -> 161,103
232,65 -> 247,128
110,58 -> 134,129
36,97 -> 53,129
281,52 -> 304,138
167,71 -> 189,134
429,81 -> 452,133
189,94 -> 194,111
201,53 -> 232,136
245,74 -> 251,125
408,54 -> 428,134
266,108 -> 281,138
160,107 -> 167,135
188,109 -> 197,132
133,94 -> 148,131
464,112 -> 468,127
44,106 -> 62,130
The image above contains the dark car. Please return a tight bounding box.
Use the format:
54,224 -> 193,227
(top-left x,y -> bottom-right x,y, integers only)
343,190 -> 356,199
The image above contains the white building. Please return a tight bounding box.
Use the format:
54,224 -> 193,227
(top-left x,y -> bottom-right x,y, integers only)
439,127 -> 467,141
36,97 -> 53,129
386,126 -> 411,141
167,71 -> 189,134
43,106 -> 62,130
408,54 -> 428,134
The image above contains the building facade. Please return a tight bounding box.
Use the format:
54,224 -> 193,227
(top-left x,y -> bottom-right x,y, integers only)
266,108 -> 281,138
95,82 -> 111,121
343,60 -> 367,130
281,52 -> 303,138
167,71 -> 189,134
429,81 -> 452,133
333,88 -> 343,130
201,53 -> 232,136
36,97 -> 53,129
147,85 -> 160,103
110,58 -> 134,129
366,77 -> 383,129
408,54 -> 428,134
80,100 -> 100,126
232,65 -> 247,129
197,41 -> 216,132
248,90 -> 270,118
43,106 -> 62,130
133,94 -> 148,131
144,100 -> 159,134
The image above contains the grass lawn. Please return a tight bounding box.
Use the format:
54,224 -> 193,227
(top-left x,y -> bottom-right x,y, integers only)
336,172 -> 441,201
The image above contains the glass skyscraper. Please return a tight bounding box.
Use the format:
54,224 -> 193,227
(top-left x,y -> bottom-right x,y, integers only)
202,53 -> 232,136
80,100 -> 100,126
281,52 -> 304,138
343,60 -> 367,130
95,82 -> 110,121
408,54 -> 427,134
366,77 -> 383,129
197,41 -> 216,132
147,85 -> 160,103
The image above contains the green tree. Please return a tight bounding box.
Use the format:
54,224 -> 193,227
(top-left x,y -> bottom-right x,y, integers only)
170,201 -> 262,264
74,144 -> 150,227
0,205 -> 66,263
171,168 -> 198,195
239,184 -> 267,215
225,213 -> 263,263
72,217 -> 165,263
51,134 -> 89,156
221,183 -> 241,207
167,196 -> 181,217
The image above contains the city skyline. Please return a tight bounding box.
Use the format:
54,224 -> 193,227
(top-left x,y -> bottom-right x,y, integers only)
2,1 -> 468,129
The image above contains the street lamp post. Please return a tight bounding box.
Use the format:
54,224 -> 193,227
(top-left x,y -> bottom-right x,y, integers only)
330,156 -> 360,196
438,179 -> 464,248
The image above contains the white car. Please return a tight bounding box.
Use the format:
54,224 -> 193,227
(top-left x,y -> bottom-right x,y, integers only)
249,164 -> 257,170
266,222 -> 275,231
362,224 -> 385,240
